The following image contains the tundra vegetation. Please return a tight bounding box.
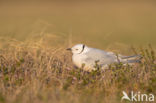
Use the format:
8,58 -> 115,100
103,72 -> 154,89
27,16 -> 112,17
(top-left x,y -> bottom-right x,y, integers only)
0,37 -> 155,103
0,1 -> 156,103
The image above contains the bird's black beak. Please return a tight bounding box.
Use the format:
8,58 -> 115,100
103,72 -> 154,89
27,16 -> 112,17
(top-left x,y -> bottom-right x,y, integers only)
66,48 -> 71,51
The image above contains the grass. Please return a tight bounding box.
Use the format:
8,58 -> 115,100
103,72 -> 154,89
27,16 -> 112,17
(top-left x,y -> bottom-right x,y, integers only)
0,1 -> 156,103
0,37 -> 155,103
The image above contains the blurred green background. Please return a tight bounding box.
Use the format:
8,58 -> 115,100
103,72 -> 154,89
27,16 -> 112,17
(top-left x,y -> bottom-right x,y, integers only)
0,1 -> 156,52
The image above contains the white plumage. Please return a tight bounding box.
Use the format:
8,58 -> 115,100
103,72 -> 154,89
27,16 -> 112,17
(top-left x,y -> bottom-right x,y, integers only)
67,44 -> 141,71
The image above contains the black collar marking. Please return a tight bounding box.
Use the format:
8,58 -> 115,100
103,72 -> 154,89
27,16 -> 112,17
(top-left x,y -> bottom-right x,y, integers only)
79,44 -> 85,54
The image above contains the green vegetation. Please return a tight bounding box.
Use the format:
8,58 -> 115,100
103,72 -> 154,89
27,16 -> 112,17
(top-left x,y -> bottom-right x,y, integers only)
0,38 -> 155,103
0,1 -> 156,103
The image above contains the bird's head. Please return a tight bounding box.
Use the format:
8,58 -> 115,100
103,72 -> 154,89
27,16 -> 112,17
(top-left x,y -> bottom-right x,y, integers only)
66,44 -> 87,54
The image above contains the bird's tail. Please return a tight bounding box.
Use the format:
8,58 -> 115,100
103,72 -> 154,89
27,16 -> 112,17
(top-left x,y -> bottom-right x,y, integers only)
120,55 -> 142,64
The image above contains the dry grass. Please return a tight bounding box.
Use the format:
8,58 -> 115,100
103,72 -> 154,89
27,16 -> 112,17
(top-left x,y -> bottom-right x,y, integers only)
0,1 -> 156,103
0,37 -> 155,103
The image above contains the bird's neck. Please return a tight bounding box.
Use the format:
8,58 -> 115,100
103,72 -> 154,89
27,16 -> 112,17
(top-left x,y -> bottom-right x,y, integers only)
81,47 -> 90,54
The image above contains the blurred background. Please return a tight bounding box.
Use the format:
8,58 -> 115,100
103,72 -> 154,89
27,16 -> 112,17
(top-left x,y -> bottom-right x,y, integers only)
0,0 -> 156,53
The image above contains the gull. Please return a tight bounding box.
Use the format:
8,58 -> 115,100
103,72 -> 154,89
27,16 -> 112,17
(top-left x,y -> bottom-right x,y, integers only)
67,44 -> 141,71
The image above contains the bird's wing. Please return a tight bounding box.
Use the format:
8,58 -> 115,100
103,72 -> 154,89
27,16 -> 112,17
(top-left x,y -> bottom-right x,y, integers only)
83,48 -> 117,65
119,55 -> 142,63
84,48 -> 141,66
121,55 -> 142,59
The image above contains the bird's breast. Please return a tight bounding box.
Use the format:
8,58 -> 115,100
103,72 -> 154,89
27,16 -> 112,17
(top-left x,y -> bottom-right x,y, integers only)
72,54 -> 86,68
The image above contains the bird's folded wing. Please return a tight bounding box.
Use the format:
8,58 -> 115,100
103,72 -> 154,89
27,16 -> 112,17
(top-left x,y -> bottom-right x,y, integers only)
84,49 -> 117,65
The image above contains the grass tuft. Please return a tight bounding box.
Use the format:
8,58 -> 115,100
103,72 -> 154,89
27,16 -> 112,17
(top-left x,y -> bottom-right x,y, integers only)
0,38 -> 155,103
